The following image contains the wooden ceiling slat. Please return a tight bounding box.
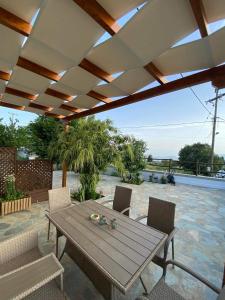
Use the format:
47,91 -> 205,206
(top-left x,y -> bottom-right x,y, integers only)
212,75 -> 225,89
0,70 -> 11,81
0,7 -> 32,37
79,58 -> 113,83
0,101 -> 24,110
29,102 -> 52,112
144,62 -> 167,85
65,65 -> 225,121
73,0 -> 120,35
45,112 -> 64,119
17,57 -> 61,81
5,87 -> 37,101
60,104 -> 81,113
189,0 -> 208,38
87,90 -> 112,103
45,88 -> 74,101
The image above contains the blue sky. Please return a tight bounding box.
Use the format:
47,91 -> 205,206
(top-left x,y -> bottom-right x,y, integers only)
1,8 -> 225,158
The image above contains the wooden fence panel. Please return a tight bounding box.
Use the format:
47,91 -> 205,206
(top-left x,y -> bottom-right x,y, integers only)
0,147 -> 52,202
0,148 -> 16,196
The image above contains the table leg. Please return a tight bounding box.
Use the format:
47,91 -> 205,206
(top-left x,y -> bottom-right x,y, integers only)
110,284 -> 118,300
56,229 -> 60,258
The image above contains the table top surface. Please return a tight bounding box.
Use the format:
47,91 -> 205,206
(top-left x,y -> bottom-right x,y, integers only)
48,200 -> 167,293
0,253 -> 63,300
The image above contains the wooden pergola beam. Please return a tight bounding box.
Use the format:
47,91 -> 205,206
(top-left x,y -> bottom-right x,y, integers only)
60,104 -> 81,113
0,101 -> 24,110
45,112 -> 64,119
65,64 -> 225,121
73,0 -> 121,35
5,87 -> 37,101
29,102 -> 52,112
0,7 -> 32,37
87,90 -> 112,103
0,70 -> 11,81
45,88 -> 74,101
17,57 -> 61,81
189,0 -> 208,38
79,58 -> 113,83
144,62 -> 167,85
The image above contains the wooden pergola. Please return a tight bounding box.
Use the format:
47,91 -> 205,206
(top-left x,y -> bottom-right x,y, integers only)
0,0 -> 225,186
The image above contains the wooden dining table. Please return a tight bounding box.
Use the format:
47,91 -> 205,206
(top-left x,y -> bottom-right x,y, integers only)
47,200 -> 167,300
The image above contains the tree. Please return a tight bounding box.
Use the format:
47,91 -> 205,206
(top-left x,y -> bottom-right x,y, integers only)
49,117 -> 124,201
179,143 -> 224,175
0,117 -> 30,149
28,116 -> 61,159
147,154 -> 153,162
117,135 -> 147,183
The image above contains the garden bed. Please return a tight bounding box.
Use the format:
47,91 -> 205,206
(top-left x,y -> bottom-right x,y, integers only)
0,196 -> 31,216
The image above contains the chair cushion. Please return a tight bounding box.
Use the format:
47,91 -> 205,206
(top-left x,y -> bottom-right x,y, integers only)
0,247 -> 42,275
145,279 -> 185,300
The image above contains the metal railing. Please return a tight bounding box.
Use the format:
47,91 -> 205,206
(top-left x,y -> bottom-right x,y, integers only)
145,158 -> 225,177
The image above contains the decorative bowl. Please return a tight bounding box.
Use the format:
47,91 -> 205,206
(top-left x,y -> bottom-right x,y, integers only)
89,213 -> 100,222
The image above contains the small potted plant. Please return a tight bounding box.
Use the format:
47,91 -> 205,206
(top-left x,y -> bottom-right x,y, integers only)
0,174 -> 31,216
160,175 -> 168,184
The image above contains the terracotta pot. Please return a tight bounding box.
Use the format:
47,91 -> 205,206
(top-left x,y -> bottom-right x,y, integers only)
0,197 -> 31,216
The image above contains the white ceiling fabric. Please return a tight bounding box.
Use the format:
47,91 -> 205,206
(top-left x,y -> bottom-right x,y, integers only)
154,26 -> 225,75
97,0 -> 146,20
0,0 -> 224,118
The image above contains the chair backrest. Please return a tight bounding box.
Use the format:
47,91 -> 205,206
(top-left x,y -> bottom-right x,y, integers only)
113,186 -> 132,216
48,187 -> 71,213
147,197 -> 176,234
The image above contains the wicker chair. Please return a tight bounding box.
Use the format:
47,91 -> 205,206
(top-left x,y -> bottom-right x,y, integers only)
136,260 -> 225,300
47,187 -> 74,240
102,185 -> 132,216
136,197 -> 177,294
0,230 -> 66,299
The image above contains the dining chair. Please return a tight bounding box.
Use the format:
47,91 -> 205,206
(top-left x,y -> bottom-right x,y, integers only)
136,260 -> 225,300
47,187 -> 74,240
0,230 -> 66,299
102,185 -> 132,216
136,197 -> 177,294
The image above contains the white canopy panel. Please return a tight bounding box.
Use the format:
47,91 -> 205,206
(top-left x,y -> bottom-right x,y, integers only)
30,0 -> 104,63
117,0 -> 198,65
10,66 -> 52,93
87,37 -> 142,74
113,68 -> 154,94
97,0 -> 146,20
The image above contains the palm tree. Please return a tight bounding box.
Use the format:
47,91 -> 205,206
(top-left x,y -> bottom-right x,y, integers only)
49,117 -> 125,201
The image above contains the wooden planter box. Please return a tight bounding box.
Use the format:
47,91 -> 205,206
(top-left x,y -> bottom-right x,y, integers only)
0,197 -> 31,216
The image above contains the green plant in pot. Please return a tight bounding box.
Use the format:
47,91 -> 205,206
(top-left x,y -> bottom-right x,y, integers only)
160,175 -> 168,184
0,174 -> 31,216
0,175 -> 25,202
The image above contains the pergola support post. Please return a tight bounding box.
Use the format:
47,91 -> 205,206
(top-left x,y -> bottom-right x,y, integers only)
62,123 -> 69,187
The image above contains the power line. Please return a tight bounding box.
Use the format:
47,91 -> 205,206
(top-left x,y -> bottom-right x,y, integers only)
118,120 -> 225,129
180,73 -> 212,115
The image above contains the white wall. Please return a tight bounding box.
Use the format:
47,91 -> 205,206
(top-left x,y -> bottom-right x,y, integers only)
104,167 -> 225,190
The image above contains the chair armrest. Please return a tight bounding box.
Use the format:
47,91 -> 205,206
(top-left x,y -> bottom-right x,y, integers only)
120,207 -> 131,215
0,253 -> 64,299
165,260 -> 221,294
163,227 -> 178,258
135,215 -> 148,222
0,230 -> 38,265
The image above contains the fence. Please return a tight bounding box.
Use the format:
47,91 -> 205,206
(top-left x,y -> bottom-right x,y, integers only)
0,147 -> 53,202
145,158 -> 225,177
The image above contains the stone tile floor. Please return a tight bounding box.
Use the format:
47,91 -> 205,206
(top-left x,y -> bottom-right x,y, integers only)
0,171 -> 225,300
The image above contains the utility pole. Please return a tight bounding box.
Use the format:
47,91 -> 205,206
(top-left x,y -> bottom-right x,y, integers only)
206,89 -> 223,172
